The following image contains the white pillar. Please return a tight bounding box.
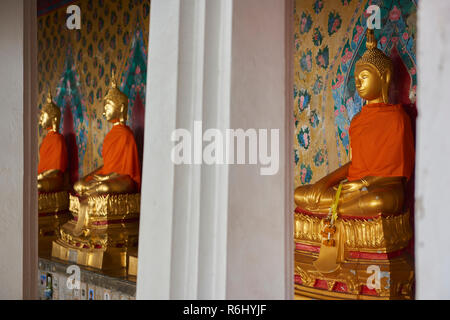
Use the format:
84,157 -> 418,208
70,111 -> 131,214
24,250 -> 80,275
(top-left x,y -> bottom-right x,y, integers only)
0,0 -> 38,299
416,0 -> 450,299
138,0 -> 292,299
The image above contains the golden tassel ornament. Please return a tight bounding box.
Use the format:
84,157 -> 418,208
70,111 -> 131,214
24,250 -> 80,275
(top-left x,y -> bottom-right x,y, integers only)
313,181 -> 345,274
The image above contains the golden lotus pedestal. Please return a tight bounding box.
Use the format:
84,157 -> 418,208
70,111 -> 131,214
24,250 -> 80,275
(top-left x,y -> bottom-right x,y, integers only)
38,191 -> 71,257
52,193 -> 140,272
294,208 -> 414,300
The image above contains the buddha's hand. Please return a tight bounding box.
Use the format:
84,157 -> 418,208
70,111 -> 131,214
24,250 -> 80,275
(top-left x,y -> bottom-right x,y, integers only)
92,174 -> 110,182
305,179 -> 329,208
93,173 -> 119,182
338,179 -> 368,193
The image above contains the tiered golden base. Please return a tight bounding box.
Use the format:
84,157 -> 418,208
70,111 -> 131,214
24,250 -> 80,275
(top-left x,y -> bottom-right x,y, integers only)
38,191 -> 71,256
52,193 -> 140,271
294,209 -> 414,300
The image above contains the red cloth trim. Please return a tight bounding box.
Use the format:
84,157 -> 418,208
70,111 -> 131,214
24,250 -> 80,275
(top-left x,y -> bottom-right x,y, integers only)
314,279 -> 329,289
296,242 -> 407,260
360,285 -> 378,296
294,275 -> 302,285
332,282 -> 348,293
295,242 -> 320,252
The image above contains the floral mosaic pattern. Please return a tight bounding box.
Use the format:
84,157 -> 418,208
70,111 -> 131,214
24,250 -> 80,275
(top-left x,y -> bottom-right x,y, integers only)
299,12 -> 313,34
312,75 -> 324,94
300,164 -> 313,184
297,126 -> 311,150
314,149 -> 325,167
312,27 -> 323,46
300,49 -> 313,72
309,110 -> 320,128
328,11 -> 342,36
297,89 -> 311,113
313,0 -> 324,14
316,46 -> 329,69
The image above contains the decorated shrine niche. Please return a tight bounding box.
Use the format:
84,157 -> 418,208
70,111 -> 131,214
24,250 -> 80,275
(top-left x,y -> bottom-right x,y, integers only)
36,0 -> 150,299
293,0 -> 417,300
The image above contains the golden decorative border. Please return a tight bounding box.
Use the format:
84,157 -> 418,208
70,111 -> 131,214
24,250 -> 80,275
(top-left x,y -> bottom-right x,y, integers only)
59,223 -> 139,250
38,191 -> 69,213
70,193 -> 141,218
294,211 -> 412,253
294,252 -> 415,299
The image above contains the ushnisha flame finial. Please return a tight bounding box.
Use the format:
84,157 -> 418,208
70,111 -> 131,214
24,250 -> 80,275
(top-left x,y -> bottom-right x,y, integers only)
365,28 -> 377,50
111,70 -> 117,88
46,90 -> 53,104
355,29 -> 393,77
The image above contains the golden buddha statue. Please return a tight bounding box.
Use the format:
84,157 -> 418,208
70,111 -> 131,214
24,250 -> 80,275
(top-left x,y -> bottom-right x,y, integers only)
52,72 -> 141,274
38,91 -> 68,193
37,91 -> 70,257
73,73 -> 140,196
293,30 -> 415,300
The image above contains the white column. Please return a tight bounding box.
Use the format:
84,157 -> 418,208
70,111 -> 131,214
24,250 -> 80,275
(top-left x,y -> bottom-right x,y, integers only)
0,0 -> 38,299
416,0 -> 450,299
137,0 -> 232,299
137,0 -> 292,300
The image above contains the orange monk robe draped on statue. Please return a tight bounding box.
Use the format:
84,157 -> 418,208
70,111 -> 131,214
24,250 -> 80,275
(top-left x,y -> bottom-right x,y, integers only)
38,131 -> 68,174
347,103 -> 415,182
97,124 -> 141,187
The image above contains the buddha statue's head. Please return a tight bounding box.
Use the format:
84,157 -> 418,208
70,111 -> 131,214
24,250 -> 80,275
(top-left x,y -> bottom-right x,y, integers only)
103,71 -> 128,124
39,91 -> 61,132
355,29 -> 393,104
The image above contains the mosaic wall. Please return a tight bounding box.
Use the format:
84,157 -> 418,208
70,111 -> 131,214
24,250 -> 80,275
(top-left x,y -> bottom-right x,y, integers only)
293,0 -> 417,188
38,0 -> 150,180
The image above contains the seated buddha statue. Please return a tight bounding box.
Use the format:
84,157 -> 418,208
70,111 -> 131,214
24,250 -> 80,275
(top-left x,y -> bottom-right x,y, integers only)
73,73 -> 140,196
294,29 -> 415,217
38,91 -> 68,193
52,73 -> 141,271
37,91 -> 70,257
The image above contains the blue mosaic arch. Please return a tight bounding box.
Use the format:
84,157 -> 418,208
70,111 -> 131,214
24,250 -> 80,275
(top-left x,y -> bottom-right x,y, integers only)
119,28 -> 148,126
55,45 -> 89,178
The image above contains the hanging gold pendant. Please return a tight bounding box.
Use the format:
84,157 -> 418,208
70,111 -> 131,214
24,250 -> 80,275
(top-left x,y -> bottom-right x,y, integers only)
313,182 -> 344,274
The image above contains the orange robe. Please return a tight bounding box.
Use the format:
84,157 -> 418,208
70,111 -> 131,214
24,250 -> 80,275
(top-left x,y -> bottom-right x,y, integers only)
38,131 -> 68,174
97,124 -> 141,187
348,103 -> 415,181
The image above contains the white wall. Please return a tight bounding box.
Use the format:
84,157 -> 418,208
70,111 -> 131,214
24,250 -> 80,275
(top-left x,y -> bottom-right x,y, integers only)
0,0 -> 25,299
0,0 -> 37,300
416,0 -> 450,300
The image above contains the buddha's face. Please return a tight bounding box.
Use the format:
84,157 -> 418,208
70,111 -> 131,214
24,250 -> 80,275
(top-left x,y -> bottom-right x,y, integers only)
355,64 -> 383,101
103,99 -> 122,122
39,109 -> 52,129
